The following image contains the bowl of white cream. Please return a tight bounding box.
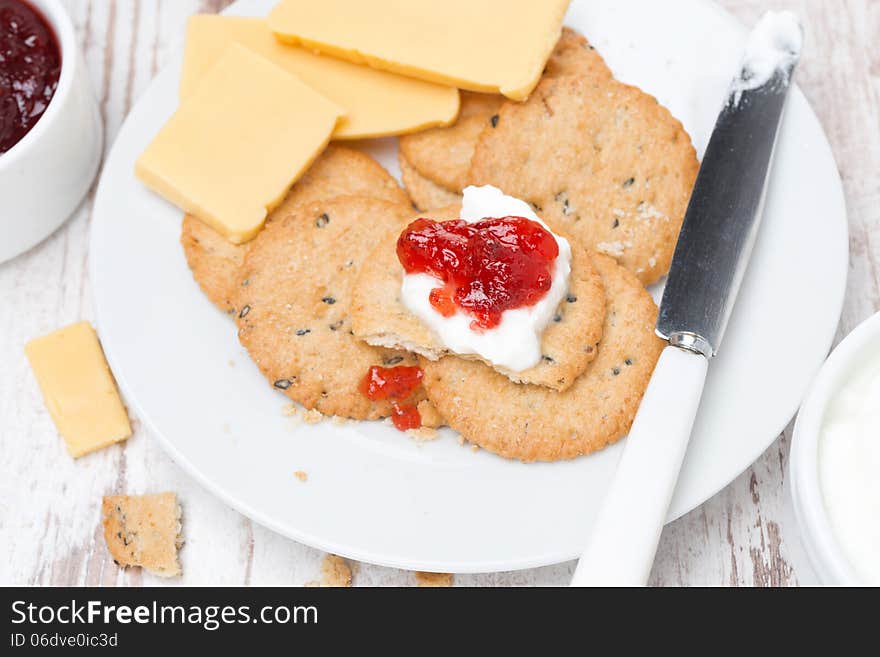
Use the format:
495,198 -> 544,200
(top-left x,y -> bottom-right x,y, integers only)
791,311 -> 880,585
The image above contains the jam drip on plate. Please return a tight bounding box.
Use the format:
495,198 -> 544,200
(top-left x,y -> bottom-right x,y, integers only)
360,365 -> 423,431
397,216 -> 559,329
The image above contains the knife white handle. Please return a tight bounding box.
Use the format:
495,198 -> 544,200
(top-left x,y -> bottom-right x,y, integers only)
570,345 -> 708,586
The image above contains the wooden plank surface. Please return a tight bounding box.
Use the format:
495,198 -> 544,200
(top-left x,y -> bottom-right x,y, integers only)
0,0 -> 877,586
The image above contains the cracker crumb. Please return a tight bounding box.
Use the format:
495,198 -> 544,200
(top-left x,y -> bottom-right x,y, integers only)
417,400 -> 445,429
320,554 -> 352,587
407,426 -> 438,441
458,435 -> 466,446
303,409 -> 324,424
294,470 -> 308,482
471,445 -> 480,453
331,415 -> 349,426
415,572 -> 453,587
282,403 -> 298,417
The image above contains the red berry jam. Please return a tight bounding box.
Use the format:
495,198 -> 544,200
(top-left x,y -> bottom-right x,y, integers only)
397,216 -> 559,330
360,365 -> 423,431
389,403 -> 421,431
0,0 -> 62,154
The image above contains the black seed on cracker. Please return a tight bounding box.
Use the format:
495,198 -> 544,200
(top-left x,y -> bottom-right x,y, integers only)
384,356 -> 404,366
542,355 -> 555,363
315,213 -> 330,228
322,296 -> 336,305
612,367 -> 621,376
612,218 -> 620,229
623,177 -> 635,188
566,294 -> 577,303
553,314 -> 562,323
329,320 -> 343,331
296,328 -> 311,336
274,379 -> 292,390
625,358 -> 633,366
239,305 -> 251,318
490,114 -> 499,128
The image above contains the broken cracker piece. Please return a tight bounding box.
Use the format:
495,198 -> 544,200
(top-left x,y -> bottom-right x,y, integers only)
415,571 -> 453,587
102,493 -> 183,577
294,470 -> 309,482
320,554 -> 352,587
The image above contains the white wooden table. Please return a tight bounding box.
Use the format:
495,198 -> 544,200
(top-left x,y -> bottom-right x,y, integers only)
1,0 -> 876,587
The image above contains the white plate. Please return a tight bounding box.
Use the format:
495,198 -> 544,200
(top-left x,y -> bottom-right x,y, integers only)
90,0 -> 847,572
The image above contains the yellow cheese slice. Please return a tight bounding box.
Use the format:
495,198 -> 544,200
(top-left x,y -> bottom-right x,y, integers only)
25,322 -> 132,458
268,0 -> 571,101
136,44 -> 344,244
181,15 -> 459,139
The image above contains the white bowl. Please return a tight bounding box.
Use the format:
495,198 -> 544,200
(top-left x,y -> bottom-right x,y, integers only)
0,0 -> 103,263
790,311 -> 880,585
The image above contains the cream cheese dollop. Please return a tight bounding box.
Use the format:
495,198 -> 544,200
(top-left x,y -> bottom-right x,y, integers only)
819,351 -> 880,585
400,185 -> 571,372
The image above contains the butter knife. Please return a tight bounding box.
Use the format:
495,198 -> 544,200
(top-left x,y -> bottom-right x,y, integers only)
571,12 -> 804,586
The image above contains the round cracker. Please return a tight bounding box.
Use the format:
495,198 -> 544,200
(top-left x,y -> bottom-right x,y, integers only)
399,91 -> 504,194
234,196 -> 423,419
397,28 -> 612,197
399,152 -> 462,212
180,214 -> 248,313
543,26 -> 612,80
469,74 -> 699,285
181,146 -> 409,313
351,210 -> 606,392
421,254 -> 663,462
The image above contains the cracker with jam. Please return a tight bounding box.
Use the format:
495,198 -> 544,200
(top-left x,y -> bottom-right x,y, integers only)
421,255 -> 663,462
351,207 -> 606,392
233,195 -> 426,420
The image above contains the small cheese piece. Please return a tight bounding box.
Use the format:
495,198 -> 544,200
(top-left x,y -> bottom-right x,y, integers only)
268,0 -> 571,101
180,16 -> 459,139
25,322 -> 131,458
136,44 -> 344,244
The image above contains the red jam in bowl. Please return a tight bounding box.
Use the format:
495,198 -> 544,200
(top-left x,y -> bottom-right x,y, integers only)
397,216 -> 559,330
0,0 -> 62,154
360,365 -> 424,431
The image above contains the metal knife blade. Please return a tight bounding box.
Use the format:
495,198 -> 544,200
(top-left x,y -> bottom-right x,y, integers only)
656,39 -> 802,358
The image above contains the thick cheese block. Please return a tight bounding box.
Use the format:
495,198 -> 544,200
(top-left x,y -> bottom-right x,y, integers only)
268,0 -> 571,101
25,322 -> 132,458
181,15 -> 459,139
136,44 -> 344,244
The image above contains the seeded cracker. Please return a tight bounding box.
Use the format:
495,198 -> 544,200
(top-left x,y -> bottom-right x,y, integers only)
421,255 -> 663,462
102,493 -> 183,577
350,207 -> 606,392
181,146 -> 409,313
400,152 -> 462,212
470,74 -> 698,285
400,91 -> 504,194
235,196 -> 426,419
398,28 -> 612,202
